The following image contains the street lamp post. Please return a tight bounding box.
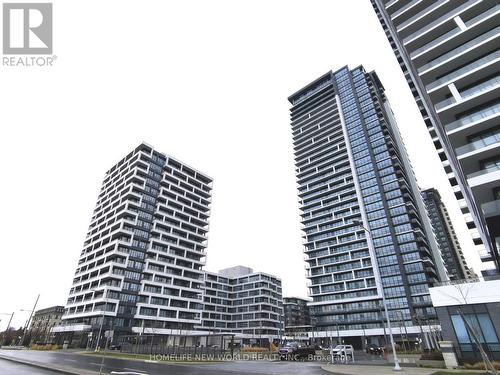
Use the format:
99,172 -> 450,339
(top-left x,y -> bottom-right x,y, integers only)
353,220 -> 401,371
91,287 -> 111,352
19,294 -> 40,347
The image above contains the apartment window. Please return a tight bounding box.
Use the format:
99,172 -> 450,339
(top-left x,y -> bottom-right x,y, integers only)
494,187 -> 500,200
451,313 -> 500,351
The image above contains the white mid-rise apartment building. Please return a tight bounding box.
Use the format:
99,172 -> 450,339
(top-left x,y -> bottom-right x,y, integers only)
53,143 -> 212,347
199,266 -> 283,346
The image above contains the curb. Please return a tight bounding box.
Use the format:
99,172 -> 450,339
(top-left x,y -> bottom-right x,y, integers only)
0,353 -> 96,375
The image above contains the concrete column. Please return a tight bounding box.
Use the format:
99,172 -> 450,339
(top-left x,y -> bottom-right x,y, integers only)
439,341 -> 459,369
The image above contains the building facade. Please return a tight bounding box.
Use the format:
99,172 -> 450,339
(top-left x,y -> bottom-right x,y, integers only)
422,188 -> 476,280
53,143 -> 213,347
283,297 -> 311,328
429,278 -> 500,362
29,306 -> 64,344
283,297 -> 312,342
199,266 -> 283,346
288,66 -> 447,348
370,0 -> 500,274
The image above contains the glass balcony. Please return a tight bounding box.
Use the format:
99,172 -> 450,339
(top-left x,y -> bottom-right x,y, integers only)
411,26 -> 460,58
392,0 -> 422,20
418,26 -> 500,74
427,50 -> 500,92
464,4 -> 500,28
403,0 -> 483,44
397,0 -> 448,32
435,75 -> 500,111
446,102 -> 500,132
455,133 -> 500,156
435,96 -> 457,111
481,199 -> 500,219
467,164 -> 500,179
461,75 -> 500,99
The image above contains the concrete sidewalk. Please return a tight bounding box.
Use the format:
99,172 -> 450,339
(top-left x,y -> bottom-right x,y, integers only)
321,364 -> 483,375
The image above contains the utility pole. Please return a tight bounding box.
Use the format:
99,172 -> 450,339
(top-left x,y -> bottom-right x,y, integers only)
20,294 -> 40,347
0,312 -> 15,345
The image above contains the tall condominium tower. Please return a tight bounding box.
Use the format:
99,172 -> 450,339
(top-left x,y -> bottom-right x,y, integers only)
370,0 -> 500,274
422,188 -> 476,280
53,143 -> 212,347
288,66 -> 447,346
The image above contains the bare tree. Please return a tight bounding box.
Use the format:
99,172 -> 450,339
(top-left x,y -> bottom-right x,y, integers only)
438,281 -> 497,375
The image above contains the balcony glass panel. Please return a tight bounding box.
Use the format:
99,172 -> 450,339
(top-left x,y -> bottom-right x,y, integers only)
446,102 -> 500,132
482,199 -> 500,219
427,50 -> 500,91
435,96 -> 456,111
403,0 -> 482,44
461,75 -> 500,99
456,130 -> 500,156
397,0 -> 447,32
411,26 -> 460,58
436,75 -> 500,111
418,27 -> 500,74
467,164 -> 500,179
392,0 -> 422,20
464,4 -> 500,28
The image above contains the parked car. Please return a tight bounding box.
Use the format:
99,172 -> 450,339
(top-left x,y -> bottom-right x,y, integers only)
366,343 -> 383,355
278,342 -> 315,361
330,344 -> 353,358
108,344 -> 121,351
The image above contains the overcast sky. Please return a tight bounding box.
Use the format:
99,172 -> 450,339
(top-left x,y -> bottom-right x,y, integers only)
0,0 -> 482,331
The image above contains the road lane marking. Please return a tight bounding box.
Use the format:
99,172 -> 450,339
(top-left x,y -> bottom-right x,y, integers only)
124,368 -> 149,374
64,359 -> 77,362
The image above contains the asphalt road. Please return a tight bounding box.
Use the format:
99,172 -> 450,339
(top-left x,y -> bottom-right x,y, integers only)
0,358 -> 61,374
0,350 -> 331,375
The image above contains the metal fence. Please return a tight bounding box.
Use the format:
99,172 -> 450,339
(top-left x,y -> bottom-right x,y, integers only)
116,333 -> 234,357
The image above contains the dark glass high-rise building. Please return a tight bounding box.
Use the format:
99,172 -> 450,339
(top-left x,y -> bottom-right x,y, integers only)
288,66 -> 447,346
422,188 -> 476,280
370,0 -> 500,274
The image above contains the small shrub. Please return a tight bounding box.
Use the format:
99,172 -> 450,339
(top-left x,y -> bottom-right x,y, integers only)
241,347 -> 269,353
464,361 -> 500,370
30,344 -> 61,351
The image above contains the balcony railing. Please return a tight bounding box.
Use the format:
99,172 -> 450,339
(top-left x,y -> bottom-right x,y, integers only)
403,0 -> 482,44
397,0 -> 448,32
435,75 -> 500,112
481,199 -> 500,219
411,26 -> 460,58
445,102 -> 500,132
418,26 -> 500,74
455,133 -> 500,156
467,164 -> 500,179
426,50 -> 500,92
461,75 -> 500,99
